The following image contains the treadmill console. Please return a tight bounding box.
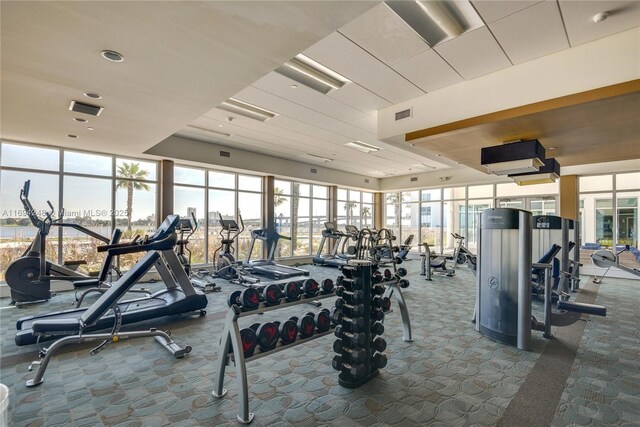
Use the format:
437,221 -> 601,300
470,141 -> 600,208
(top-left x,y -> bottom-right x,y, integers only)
324,222 -> 337,231
344,225 -> 358,235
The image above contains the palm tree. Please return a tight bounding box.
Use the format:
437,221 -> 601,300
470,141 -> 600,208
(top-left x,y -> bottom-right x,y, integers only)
362,206 -> 371,227
116,162 -> 150,231
344,201 -> 357,224
386,193 -> 405,229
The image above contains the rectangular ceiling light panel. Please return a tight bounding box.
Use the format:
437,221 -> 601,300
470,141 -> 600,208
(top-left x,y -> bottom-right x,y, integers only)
69,100 -> 103,116
510,158 -> 560,185
481,139 -> 546,175
217,98 -> 276,122
276,54 -> 350,94
345,140 -> 381,153
303,153 -> 332,163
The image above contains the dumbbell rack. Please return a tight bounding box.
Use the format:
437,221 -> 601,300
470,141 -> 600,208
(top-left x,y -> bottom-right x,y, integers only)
380,278 -> 413,343
212,292 -> 336,424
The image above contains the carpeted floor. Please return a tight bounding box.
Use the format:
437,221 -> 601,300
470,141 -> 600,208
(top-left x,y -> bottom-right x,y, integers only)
0,256 -> 638,426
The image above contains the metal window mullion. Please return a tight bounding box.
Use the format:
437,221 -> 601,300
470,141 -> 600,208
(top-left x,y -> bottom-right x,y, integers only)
57,150 -> 64,265
613,174 -> 617,249
204,172 -> 210,264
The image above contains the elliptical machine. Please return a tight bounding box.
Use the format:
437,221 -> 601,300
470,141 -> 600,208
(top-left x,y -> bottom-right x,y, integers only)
5,180 -> 115,306
213,213 -> 259,284
175,213 -> 220,292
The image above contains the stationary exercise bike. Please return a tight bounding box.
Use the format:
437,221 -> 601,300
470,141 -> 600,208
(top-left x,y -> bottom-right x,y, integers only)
5,180 -> 114,306
450,233 -> 474,265
591,244 -> 640,283
175,213 -> 220,292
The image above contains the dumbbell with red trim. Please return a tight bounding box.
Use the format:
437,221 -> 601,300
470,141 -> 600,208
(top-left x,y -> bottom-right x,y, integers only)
309,309 -> 332,333
299,278 -> 320,298
233,327 -> 258,358
273,318 -> 298,345
320,278 -> 335,294
227,288 -> 260,311
249,322 -> 280,352
289,313 -> 316,338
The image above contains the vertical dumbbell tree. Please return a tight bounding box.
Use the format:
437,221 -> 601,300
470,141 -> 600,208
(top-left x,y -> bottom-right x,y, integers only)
332,260 -> 387,388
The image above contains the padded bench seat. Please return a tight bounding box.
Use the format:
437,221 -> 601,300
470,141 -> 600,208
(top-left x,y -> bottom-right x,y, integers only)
32,318 -> 81,334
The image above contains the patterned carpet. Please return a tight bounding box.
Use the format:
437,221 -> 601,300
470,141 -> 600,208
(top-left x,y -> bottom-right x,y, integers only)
0,257 -> 637,426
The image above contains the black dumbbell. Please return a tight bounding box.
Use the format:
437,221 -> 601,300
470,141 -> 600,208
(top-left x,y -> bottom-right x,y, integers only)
394,257 -> 403,265
262,284 -> 282,306
381,296 -> 391,312
249,322 -> 279,351
371,337 -> 387,352
383,269 -> 392,280
283,281 -> 301,302
371,321 -> 384,336
290,314 -> 315,339
372,271 -> 383,284
228,288 -> 260,311
398,279 -> 410,289
332,355 -> 367,377
333,339 -> 367,363
372,353 -> 387,369
372,284 -> 385,296
396,267 -> 407,277
273,319 -> 298,344
300,279 -> 320,298
335,299 -> 364,317
371,308 -> 385,322
315,309 -> 331,333
334,325 -> 367,346
371,296 -> 384,309
336,287 -> 364,305
235,327 -> 257,358
331,308 -> 366,329
321,278 -> 335,294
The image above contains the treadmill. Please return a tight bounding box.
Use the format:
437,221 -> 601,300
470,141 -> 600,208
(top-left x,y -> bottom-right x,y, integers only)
313,222 -> 347,268
242,229 -> 309,280
15,215 -> 208,346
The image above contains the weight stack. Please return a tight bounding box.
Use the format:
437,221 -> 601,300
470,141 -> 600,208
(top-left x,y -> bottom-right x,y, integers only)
332,260 -> 387,388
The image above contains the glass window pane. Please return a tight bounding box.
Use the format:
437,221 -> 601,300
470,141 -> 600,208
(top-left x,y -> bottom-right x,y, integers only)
312,199 -> 327,218
362,192 -> 373,203
401,203 -> 419,245
115,182 -> 157,269
64,151 -> 112,176
175,166 -> 205,186
467,199 -> 493,252
616,172 -> 640,191
421,202 -> 442,253
296,183 -> 310,198
296,197 -> 311,217
238,192 -> 262,261
351,203 -> 362,228
313,185 -> 328,199
385,203 -> 401,238
443,187 -> 465,199
274,195 -> 291,258
443,200 -> 466,254
580,175 -> 612,192
116,158 -> 157,181
338,188 -> 348,201
401,191 -> 419,202
616,191 -> 639,270
421,189 -> 441,201
349,190 -> 361,202
1,143 -> 59,171
293,217 -> 310,256
468,184 -> 493,199
238,175 -> 262,192
208,189 -> 236,262
580,192 -> 612,260
209,171 -> 235,189
496,181 -> 558,197
0,170 -> 60,280
174,186 -> 205,264
529,198 -> 556,216
362,204 -> 374,228
274,179 -> 291,195
337,201 -> 348,225
61,177 -> 112,274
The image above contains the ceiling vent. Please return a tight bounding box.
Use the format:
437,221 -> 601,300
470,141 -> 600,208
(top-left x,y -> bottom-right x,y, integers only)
218,98 -> 276,122
69,101 -> 103,117
310,168 -> 318,174
395,108 -> 412,121
276,53 -> 350,94
220,150 -> 231,158
364,178 -> 370,184
410,177 -> 418,182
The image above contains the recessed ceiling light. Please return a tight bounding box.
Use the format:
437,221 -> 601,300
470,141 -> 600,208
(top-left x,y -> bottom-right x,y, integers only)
291,84 -> 298,89
218,98 -> 276,122
74,117 -> 87,123
345,140 -> 380,153
275,53 -> 350,94
547,146 -> 557,150
67,134 -> 78,139
217,124 -> 224,128
84,92 -> 102,99
101,50 -> 124,62
87,127 -> 95,131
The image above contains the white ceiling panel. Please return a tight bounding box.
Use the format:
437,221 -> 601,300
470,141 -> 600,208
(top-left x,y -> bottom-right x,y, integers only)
559,1 -> 640,46
328,83 -> 391,113
393,49 -> 464,92
349,113 -> 378,134
338,3 -> 429,65
357,67 -> 425,104
471,1 -> 543,24
435,26 -> 511,80
302,32 -> 387,82
489,1 -> 569,64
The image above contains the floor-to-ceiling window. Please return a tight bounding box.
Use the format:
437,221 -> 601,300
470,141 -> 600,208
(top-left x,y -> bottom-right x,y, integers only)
0,141 -> 159,280
338,188 -> 374,229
